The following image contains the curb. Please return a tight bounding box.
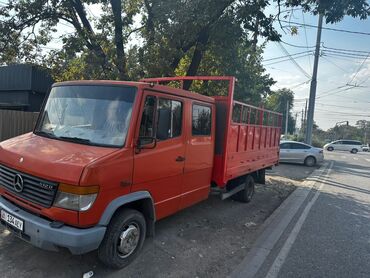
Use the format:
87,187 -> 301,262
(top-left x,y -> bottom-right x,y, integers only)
229,162 -> 330,278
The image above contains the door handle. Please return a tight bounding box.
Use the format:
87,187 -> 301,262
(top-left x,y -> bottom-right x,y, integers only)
176,156 -> 186,162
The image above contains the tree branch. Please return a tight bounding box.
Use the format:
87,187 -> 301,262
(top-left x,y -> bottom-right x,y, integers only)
69,0 -> 110,76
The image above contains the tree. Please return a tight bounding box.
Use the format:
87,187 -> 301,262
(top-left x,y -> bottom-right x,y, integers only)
356,120 -> 370,143
264,88 -> 295,134
0,0 -> 369,90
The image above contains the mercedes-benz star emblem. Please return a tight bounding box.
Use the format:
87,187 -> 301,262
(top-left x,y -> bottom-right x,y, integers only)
13,174 -> 24,193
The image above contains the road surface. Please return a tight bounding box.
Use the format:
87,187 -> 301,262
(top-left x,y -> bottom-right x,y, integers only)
234,151 -> 370,278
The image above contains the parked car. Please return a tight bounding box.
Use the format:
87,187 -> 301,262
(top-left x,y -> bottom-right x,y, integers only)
0,76 -> 282,269
362,144 -> 369,152
279,141 -> 324,166
323,139 -> 363,154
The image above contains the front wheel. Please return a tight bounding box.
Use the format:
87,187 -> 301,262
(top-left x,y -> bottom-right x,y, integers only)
327,147 -> 334,151
304,156 -> 316,167
98,209 -> 146,269
231,175 -> 255,203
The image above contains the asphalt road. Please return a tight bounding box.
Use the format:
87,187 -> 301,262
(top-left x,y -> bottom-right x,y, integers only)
245,150 -> 370,278
268,162 -> 320,181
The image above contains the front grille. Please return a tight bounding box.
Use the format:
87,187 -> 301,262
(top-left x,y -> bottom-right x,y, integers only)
0,164 -> 58,208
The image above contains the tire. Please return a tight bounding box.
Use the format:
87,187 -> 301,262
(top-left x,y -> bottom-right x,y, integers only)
98,209 -> 146,269
231,175 -> 255,203
327,147 -> 334,151
304,156 -> 316,167
256,169 -> 266,184
351,148 -> 358,154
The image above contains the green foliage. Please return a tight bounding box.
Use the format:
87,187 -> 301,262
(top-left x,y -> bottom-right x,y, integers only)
280,0 -> 370,23
0,0 -> 369,105
265,88 -> 295,134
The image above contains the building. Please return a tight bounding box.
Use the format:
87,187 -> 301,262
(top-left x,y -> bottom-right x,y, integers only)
0,64 -> 54,112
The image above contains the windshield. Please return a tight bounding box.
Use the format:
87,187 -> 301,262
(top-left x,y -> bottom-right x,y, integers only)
35,85 -> 136,147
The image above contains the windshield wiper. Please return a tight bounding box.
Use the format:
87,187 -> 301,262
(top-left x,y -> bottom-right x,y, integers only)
34,130 -> 57,139
59,136 -> 92,144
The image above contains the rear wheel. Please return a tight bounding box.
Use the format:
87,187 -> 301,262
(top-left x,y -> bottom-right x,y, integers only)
327,146 -> 334,151
231,175 -> 255,203
256,169 -> 266,184
98,209 -> 146,269
304,156 -> 316,167
351,148 -> 358,154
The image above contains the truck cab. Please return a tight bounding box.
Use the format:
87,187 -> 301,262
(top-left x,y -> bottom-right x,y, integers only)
0,80 -> 215,268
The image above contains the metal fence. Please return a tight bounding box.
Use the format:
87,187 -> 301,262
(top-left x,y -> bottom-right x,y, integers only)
0,110 -> 39,142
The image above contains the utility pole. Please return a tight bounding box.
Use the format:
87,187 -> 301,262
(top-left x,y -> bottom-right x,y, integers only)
285,100 -> 289,138
303,99 -> 308,137
301,109 -> 304,135
295,112 -> 298,135
305,13 -> 324,145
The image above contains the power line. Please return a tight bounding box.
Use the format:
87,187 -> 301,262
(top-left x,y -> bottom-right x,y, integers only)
321,56 -> 350,73
315,108 -> 370,117
323,53 -> 368,62
347,52 -> 370,86
276,42 -> 311,78
282,41 -> 370,56
263,53 -> 312,66
263,50 -> 313,62
315,102 -> 370,111
322,45 -> 370,54
322,49 -> 370,58
280,40 -> 315,49
316,86 -> 355,99
280,20 -> 370,36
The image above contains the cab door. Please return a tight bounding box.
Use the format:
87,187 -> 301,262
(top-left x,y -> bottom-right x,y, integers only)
132,91 -> 185,220
181,102 -> 214,209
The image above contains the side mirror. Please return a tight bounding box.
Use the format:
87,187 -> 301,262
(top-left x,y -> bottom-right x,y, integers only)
136,136 -> 157,151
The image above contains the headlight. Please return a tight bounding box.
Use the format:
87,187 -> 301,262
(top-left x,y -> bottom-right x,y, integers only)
54,184 -> 99,211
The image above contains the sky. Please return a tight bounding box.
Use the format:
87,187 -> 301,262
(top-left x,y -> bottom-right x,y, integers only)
47,3 -> 370,131
263,8 -> 370,130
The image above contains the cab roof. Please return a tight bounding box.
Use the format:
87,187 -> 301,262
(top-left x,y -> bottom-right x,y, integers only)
53,80 -> 215,104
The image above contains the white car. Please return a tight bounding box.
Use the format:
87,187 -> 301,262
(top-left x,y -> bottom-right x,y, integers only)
324,140 -> 363,154
362,144 -> 369,152
280,141 -> 324,167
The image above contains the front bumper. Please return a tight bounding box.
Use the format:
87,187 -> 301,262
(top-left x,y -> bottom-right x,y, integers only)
0,196 -> 106,255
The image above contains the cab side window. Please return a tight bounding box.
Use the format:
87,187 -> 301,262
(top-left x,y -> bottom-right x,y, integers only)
156,98 -> 182,140
139,95 -> 156,139
192,104 -> 211,136
139,95 -> 183,144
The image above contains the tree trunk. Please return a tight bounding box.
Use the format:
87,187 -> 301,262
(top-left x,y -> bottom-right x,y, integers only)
183,29 -> 210,90
110,0 -> 128,80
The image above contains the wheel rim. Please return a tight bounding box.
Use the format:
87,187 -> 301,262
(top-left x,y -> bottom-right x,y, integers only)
117,223 -> 140,258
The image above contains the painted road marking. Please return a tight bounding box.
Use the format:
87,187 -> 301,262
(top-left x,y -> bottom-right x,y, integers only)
265,161 -> 334,278
341,156 -> 347,159
353,157 -> 358,160
366,159 -> 370,163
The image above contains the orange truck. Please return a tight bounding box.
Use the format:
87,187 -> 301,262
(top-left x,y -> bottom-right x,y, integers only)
0,76 -> 281,268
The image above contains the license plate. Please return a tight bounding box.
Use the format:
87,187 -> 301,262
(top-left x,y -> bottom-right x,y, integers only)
1,210 -> 24,232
